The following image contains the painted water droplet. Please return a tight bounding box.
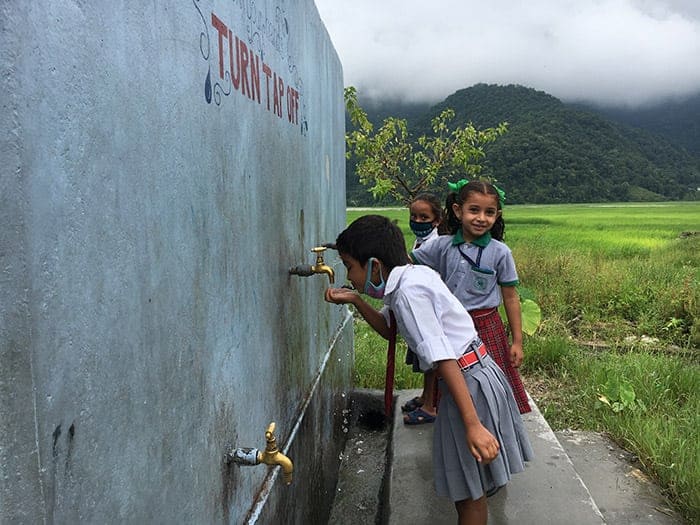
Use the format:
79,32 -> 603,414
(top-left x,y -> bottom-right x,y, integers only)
204,67 -> 212,104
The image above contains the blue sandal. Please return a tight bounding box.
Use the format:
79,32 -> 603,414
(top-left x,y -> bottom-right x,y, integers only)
403,408 -> 436,425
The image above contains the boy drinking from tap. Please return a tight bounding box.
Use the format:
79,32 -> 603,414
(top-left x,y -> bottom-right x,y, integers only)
324,215 -> 532,525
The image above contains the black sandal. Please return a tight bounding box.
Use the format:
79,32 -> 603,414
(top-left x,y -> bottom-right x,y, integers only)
401,396 -> 424,413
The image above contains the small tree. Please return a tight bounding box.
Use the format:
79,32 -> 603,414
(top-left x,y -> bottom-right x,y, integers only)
345,88 -> 541,334
344,86 -> 508,205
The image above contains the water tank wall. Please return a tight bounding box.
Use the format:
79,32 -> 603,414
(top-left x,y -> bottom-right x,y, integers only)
0,1 -> 351,522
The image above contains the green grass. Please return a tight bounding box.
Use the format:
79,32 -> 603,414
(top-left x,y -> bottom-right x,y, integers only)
524,338 -> 699,521
346,202 -> 700,522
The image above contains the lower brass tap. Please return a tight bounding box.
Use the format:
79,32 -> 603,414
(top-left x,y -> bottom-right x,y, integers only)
259,422 -> 293,485
227,422 -> 294,485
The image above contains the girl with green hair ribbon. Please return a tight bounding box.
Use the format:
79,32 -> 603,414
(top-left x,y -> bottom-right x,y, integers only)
410,179 -> 532,414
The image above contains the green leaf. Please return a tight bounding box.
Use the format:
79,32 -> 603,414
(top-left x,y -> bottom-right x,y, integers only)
521,299 -> 542,336
619,382 -> 636,406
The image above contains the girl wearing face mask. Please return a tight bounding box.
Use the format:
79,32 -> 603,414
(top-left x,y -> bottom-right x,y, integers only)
402,193 -> 446,424
409,193 -> 444,250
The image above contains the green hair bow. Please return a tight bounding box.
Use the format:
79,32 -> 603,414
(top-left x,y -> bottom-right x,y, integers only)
447,178 -> 469,192
493,184 -> 506,206
447,178 -> 506,207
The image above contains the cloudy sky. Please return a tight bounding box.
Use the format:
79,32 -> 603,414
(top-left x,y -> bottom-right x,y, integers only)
314,0 -> 700,108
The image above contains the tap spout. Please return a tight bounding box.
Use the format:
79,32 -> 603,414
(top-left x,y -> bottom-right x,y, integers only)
311,263 -> 335,285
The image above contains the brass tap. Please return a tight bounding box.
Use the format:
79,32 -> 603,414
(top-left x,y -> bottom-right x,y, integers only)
310,246 -> 335,284
259,422 -> 294,485
227,422 -> 294,486
289,246 -> 335,285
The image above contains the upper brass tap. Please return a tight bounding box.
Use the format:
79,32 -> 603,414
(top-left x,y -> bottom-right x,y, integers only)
310,246 -> 335,284
289,246 -> 335,285
259,422 -> 294,485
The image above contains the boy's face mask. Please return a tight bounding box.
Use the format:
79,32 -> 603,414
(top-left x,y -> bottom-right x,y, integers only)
363,257 -> 386,298
410,220 -> 435,239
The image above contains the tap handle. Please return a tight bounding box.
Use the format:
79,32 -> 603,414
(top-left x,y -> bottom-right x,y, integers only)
264,422 -> 279,452
311,246 -> 327,264
265,422 -> 276,441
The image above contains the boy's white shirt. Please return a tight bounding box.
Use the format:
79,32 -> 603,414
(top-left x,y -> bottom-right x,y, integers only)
380,264 -> 479,372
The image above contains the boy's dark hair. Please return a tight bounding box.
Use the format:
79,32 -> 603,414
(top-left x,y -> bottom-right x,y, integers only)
445,180 -> 506,240
336,215 -> 409,271
411,192 -> 449,234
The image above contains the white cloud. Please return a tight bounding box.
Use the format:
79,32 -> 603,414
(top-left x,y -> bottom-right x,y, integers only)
315,0 -> 700,107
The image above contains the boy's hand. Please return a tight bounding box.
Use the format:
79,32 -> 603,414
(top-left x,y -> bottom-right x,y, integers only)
510,342 -> 524,368
324,287 -> 359,305
466,424 -> 500,464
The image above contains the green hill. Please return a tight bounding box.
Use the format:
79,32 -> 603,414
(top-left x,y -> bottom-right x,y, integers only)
578,92 -> 700,158
347,84 -> 700,205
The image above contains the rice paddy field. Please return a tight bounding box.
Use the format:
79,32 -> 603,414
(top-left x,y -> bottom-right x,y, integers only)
345,201 -> 699,522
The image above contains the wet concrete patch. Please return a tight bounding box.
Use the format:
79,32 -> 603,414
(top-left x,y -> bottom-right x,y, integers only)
328,389 -> 391,525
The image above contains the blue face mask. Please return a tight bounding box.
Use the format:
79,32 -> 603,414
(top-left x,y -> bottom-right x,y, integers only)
410,220 -> 435,239
363,258 -> 386,299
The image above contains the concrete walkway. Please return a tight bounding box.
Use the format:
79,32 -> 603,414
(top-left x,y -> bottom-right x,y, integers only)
387,389 -> 684,525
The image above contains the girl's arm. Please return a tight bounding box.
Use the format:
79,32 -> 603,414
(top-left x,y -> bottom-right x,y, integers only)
437,359 -> 499,463
325,287 -> 391,339
501,286 -> 524,367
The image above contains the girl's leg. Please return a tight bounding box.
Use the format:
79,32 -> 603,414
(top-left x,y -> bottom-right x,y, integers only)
455,496 -> 487,525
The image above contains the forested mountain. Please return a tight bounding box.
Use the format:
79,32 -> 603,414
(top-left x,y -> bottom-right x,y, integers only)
346,84 -> 700,205
577,93 -> 700,158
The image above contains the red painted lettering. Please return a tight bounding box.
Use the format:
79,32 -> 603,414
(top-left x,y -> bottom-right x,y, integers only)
208,11 -> 304,130
277,76 -> 284,118
230,32 -> 240,89
262,63 -> 272,110
273,72 -> 280,116
211,14 -> 229,80
287,86 -> 299,124
239,39 -> 250,98
250,53 -> 261,104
